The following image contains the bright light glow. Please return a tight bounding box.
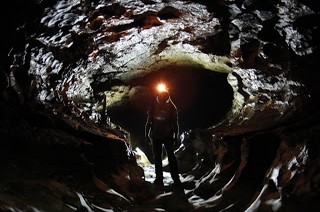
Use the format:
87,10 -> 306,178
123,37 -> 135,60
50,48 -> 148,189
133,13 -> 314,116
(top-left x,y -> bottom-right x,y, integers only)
134,147 -> 151,167
157,83 -> 167,92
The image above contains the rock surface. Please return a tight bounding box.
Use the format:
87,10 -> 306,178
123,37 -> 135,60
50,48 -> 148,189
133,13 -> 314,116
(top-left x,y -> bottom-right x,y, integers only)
1,0 -> 319,211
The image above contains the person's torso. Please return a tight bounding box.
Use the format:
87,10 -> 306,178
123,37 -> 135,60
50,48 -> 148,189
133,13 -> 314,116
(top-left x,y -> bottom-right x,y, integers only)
151,102 -> 175,139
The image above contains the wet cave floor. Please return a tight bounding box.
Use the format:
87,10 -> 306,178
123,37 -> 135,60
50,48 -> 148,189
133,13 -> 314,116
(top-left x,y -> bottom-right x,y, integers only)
126,134 -> 273,211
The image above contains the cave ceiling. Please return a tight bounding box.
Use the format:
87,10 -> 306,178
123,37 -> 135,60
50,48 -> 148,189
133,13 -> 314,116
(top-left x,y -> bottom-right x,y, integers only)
10,0 -> 315,138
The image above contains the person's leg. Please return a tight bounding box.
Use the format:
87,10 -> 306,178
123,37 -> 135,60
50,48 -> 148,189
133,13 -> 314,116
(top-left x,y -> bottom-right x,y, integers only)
152,139 -> 163,184
163,138 -> 181,185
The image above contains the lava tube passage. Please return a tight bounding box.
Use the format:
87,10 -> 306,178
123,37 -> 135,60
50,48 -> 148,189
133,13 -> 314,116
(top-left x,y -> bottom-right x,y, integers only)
104,65 -> 233,157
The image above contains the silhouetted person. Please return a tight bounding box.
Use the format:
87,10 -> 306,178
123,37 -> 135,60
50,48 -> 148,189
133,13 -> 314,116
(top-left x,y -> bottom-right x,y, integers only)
145,87 -> 181,186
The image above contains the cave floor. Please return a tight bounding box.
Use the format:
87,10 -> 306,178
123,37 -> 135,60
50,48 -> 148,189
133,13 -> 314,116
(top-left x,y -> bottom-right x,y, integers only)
127,149 -> 202,212
129,162 -> 194,212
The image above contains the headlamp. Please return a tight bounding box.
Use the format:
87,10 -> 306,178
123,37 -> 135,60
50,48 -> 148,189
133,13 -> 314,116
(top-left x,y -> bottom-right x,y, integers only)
157,83 -> 168,93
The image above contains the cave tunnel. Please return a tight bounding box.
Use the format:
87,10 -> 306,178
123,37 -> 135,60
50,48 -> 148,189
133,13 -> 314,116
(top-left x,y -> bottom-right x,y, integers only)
106,65 -> 234,158
1,0 -> 320,210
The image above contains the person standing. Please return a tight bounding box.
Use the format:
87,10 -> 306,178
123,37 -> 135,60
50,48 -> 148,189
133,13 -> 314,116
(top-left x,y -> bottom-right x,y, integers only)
145,84 -> 181,186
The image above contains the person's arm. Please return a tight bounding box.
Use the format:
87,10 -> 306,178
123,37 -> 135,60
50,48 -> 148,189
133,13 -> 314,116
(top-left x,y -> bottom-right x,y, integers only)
171,101 -> 179,144
174,110 -> 179,144
145,113 -> 151,138
145,107 -> 152,144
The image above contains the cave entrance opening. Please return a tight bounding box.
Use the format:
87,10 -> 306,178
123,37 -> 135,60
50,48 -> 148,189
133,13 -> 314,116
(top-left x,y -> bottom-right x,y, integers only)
107,65 -> 234,160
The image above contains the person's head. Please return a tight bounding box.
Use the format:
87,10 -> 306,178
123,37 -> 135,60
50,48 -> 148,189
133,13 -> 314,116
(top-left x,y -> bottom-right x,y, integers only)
157,90 -> 170,103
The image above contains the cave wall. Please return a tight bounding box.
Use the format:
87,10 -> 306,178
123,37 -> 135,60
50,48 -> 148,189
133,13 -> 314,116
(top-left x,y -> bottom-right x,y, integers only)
1,0 -> 319,211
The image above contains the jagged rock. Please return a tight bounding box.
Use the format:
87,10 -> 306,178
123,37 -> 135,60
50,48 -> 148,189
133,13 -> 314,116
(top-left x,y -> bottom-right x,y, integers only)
1,0 -> 319,211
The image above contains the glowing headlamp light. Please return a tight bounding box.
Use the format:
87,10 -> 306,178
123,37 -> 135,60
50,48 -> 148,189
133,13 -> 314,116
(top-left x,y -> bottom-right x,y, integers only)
157,83 -> 168,93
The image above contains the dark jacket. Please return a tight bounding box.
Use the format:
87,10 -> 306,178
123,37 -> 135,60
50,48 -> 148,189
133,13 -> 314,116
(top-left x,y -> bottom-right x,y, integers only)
145,97 -> 179,140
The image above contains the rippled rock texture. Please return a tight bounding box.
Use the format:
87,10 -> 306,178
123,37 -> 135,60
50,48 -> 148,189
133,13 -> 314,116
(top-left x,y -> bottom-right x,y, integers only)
1,0 -> 320,211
